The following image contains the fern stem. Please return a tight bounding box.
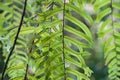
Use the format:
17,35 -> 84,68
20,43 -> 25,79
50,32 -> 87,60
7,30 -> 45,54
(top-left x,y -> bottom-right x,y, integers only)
24,41 -> 33,80
110,0 -> 117,54
24,64 -> 28,80
110,0 -> 118,72
1,0 -> 27,79
110,0 -> 114,31
109,0 -> 120,79
62,0 -> 66,80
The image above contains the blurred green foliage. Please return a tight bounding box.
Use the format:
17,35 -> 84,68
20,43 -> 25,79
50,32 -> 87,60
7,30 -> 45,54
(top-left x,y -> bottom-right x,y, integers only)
0,0 -> 120,80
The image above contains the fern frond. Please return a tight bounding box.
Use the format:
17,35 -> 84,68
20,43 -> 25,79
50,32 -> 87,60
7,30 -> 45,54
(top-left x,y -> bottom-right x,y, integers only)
62,1 -> 93,79
1,0 -> 94,80
95,0 -> 120,79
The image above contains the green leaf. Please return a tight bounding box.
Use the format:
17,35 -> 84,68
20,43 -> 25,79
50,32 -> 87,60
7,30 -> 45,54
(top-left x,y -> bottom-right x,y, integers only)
66,3 -> 93,25
0,3 -> 12,12
94,0 -> 110,11
65,14 -> 92,40
65,25 -> 91,44
112,2 -> 120,10
96,8 -> 111,22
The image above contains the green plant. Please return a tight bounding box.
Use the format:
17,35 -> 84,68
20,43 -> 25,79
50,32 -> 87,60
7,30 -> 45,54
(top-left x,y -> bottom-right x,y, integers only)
95,0 -> 120,79
0,0 -> 120,80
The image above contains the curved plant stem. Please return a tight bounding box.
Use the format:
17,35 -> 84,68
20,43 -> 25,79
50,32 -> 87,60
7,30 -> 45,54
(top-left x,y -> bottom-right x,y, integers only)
1,0 -> 27,79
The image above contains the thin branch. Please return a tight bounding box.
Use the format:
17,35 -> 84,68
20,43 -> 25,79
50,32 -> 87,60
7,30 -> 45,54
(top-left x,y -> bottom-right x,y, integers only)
1,0 -> 27,79
24,40 -> 34,80
24,64 -> 28,80
62,0 -> 66,80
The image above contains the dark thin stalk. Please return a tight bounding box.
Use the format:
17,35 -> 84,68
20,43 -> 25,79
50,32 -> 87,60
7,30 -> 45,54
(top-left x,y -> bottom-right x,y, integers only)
24,64 -> 28,80
110,0 -> 116,48
62,0 -> 66,80
110,0 -> 114,28
24,38 -> 34,80
1,0 -> 27,80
